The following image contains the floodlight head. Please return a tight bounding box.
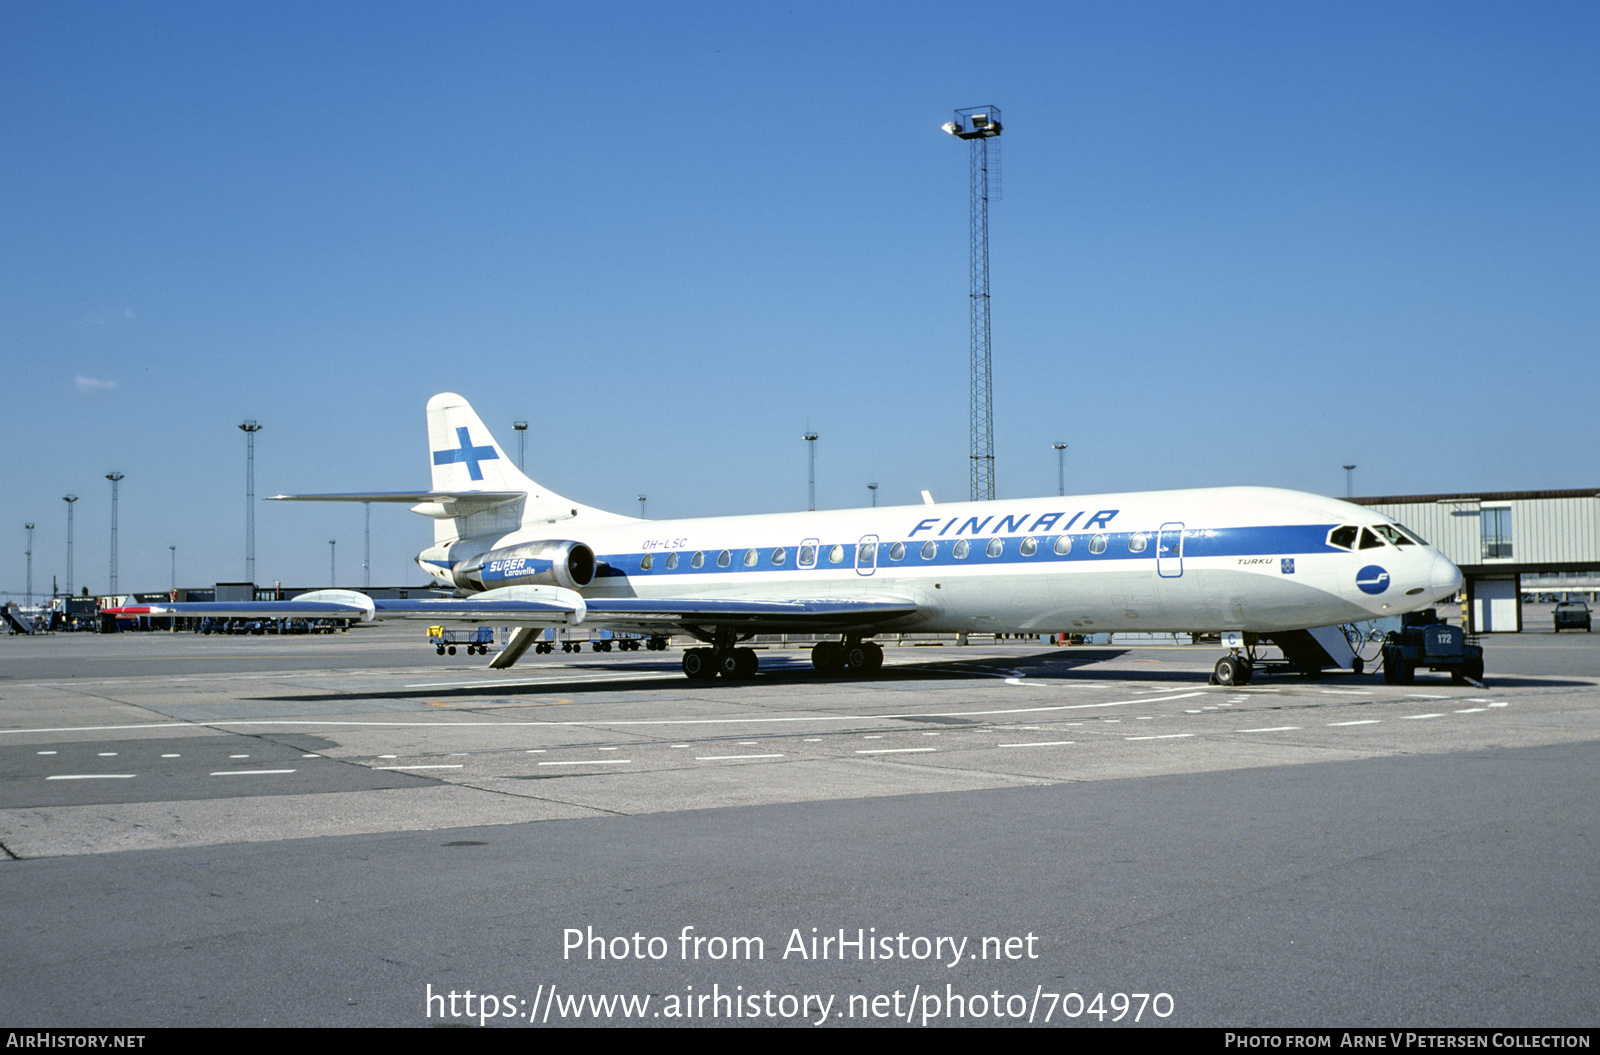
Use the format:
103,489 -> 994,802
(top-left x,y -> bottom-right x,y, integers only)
941,121 -> 959,136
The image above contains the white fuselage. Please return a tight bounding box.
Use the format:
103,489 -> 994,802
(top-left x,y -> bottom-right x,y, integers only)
418,486 -> 1462,636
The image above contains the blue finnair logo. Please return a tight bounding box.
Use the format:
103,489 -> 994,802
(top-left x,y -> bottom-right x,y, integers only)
433,426 -> 499,481
1356,565 -> 1390,595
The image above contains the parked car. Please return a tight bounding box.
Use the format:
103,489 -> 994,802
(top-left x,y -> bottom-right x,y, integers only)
1553,601 -> 1592,632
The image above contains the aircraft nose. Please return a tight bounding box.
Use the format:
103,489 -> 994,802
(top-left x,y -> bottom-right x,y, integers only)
1430,552 -> 1464,601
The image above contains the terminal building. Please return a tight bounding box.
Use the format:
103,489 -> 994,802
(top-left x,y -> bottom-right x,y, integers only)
1351,488 -> 1600,632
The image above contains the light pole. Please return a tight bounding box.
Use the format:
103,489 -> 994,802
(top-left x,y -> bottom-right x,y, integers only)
1343,464 -> 1357,500
25,524 -> 34,607
943,105 -> 1003,502
1053,443 -> 1069,497
329,540 -> 337,586
513,421 -> 528,470
363,502 -> 371,588
170,545 -> 176,589
240,421 -> 262,583
106,473 -> 124,596
637,495 -> 647,518
803,432 -> 819,511
63,495 -> 77,596
867,483 -> 878,508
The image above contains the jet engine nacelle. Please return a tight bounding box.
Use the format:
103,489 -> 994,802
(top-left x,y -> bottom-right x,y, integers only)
457,540 -> 596,593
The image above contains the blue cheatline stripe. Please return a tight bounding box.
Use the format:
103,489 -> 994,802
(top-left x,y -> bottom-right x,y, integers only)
597,524 -> 1341,578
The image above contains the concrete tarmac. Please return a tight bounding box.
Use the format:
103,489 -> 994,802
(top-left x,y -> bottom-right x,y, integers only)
1,626 -> 1596,1027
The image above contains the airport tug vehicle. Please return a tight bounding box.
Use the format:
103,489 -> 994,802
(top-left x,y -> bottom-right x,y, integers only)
1380,610 -> 1484,685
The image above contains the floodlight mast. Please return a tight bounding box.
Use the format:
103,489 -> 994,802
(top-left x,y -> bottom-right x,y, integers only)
944,106 -> 1002,502
240,421 -> 262,583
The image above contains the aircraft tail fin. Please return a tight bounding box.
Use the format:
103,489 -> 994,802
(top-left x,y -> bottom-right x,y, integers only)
425,393 -> 630,543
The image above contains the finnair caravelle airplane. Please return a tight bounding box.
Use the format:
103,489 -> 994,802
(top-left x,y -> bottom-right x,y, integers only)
112,393 -> 1464,685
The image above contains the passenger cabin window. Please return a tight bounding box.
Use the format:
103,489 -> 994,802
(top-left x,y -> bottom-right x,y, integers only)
666,553 -> 679,570
953,539 -> 970,559
1128,532 -> 1147,553
888,542 -> 905,561
716,550 -> 731,567
1053,535 -> 1072,556
1328,526 -> 1358,550
772,547 -> 787,566
798,544 -> 816,567
985,537 -> 1004,558
1019,536 -> 1037,556
920,541 -> 937,560
828,544 -> 845,564
691,551 -> 705,568
641,554 -> 653,570
744,548 -> 759,567
1089,533 -> 1108,554
858,541 -> 875,565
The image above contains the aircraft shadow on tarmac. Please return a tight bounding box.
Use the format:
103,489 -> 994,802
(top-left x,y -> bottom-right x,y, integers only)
248,647 -> 1583,703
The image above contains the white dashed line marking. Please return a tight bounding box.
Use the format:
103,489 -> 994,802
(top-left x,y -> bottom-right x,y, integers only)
371,764 -> 465,771
696,754 -> 784,761
535,759 -> 632,766
210,769 -> 297,776
47,774 -> 135,780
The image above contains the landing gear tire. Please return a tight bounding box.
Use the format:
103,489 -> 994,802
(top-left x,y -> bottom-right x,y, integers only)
717,647 -> 758,680
845,641 -> 884,675
682,647 -> 718,681
811,641 -> 845,674
1213,655 -> 1250,686
1352,657 -> 1365,676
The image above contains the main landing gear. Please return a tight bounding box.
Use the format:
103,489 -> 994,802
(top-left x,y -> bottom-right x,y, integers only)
682,646 -> 759,681
678,634 -> 887,681
681,626 -> 760,682
810,638 -> 884,676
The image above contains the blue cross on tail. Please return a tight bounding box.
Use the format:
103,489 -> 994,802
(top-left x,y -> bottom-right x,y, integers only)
433,426 -> 499,481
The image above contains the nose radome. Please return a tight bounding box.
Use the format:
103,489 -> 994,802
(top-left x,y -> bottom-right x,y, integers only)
1430,553 -> 1464,601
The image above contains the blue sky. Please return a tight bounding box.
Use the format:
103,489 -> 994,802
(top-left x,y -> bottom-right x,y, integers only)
4,1 -> 1596,596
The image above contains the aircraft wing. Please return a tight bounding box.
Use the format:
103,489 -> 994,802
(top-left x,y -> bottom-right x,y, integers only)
104,587 -> 588,625
104,590 -> 923,635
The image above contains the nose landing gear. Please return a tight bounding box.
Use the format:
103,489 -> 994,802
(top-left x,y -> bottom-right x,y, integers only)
1211,652 -> 1254,686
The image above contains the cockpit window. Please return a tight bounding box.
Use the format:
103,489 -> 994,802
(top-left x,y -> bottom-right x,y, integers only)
1358,528 -> 1385,550
1328,526 -> 1358,550
1395,523 -> 1428,546
1371,524 -> 1415,547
